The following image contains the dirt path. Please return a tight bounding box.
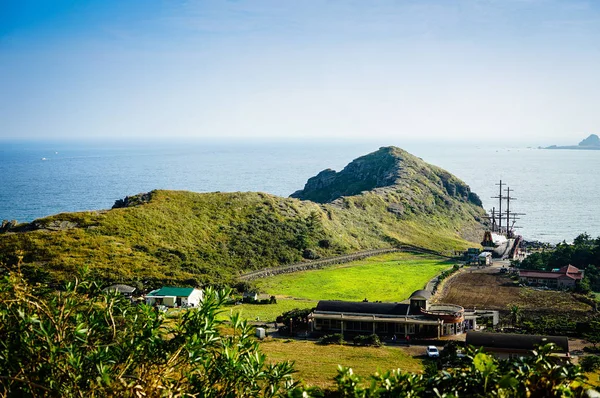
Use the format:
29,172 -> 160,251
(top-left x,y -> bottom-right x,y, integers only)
433,261 -> 591,313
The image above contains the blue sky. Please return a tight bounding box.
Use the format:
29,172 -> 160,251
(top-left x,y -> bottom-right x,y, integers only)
1,0 -> 599,144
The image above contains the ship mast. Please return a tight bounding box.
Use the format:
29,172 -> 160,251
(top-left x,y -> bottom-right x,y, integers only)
488,181 -> 525,237
492,180 -> 504,233
505,187 -> 514,238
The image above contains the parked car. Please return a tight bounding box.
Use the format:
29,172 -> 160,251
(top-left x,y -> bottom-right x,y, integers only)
426,346 -> 440,358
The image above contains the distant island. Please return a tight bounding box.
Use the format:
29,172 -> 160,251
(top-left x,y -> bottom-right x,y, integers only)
545,134 -> 600,150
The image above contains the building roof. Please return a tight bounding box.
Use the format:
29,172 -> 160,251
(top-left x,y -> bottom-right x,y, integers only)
147,287 -> 196,297
410,290 -> 432,300
519,264 -> 583,280
103,284 -> 136,294
518,271 -> 563,279
466,331 -> 569,352
559,265 -> 582,275
315,300 -> 410,316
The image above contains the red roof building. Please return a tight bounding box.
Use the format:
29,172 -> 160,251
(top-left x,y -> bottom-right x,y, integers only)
518,265 -> 584,289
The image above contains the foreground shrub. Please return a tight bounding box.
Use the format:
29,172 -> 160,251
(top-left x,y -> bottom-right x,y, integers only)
0,269 -> 300,397
334,344 -> 588,397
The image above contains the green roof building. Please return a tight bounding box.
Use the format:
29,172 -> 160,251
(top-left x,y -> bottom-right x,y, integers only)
146,286 -> 203,308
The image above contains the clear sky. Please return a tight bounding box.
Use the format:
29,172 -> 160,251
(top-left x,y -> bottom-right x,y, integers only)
1,0 -> 599,145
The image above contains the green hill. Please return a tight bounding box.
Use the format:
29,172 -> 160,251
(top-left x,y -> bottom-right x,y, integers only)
0,146 -> 487,288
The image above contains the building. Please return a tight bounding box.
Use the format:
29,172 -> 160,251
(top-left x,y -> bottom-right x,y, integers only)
102,284 -> 136,296
518,265 -> 584,289
478,252 -> 493,266
309,290 -> 496,338
466,331 -> 569,360
145,287 -> 203,308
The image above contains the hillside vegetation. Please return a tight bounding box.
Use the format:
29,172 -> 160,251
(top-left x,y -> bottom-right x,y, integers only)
0,146 -> 486,288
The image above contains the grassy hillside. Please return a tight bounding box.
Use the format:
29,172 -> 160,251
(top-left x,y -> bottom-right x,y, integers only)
0,147 -> 487,288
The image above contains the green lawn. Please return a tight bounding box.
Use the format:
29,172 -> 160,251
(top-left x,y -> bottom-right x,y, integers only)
254,252 -> 453,302
226,253 -> 454,321
260,339 -> 423,389
221,298 -> 317,322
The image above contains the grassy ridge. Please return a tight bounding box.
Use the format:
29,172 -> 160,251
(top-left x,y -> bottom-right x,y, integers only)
0,189 -> 483,288
0,147 -> 486,287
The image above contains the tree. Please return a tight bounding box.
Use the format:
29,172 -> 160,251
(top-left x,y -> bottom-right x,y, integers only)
584,321 -> 600,351
509,304 -> 521,327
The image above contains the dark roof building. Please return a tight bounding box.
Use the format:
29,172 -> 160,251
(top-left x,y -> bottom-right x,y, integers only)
309,290 -> 470,338
466,331 -> 569,359
103,284 -> 136,295
315,301 -> 409,316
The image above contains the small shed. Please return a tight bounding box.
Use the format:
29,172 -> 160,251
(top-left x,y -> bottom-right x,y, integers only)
478,252 -> 492,266
146,287 -> 203,308
103,284 -> 136,296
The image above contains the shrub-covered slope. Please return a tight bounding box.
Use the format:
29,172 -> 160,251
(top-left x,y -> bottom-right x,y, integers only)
0,146 -> 487,288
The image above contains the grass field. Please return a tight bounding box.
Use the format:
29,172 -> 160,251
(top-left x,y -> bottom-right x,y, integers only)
222,298 -> 317,322
260,339 -> 424,389
254,253 -> 453,302
226,253 -> 454,321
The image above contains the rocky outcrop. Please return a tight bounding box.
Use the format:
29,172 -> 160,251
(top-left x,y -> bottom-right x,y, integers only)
291,146 -> 482,207
112,191 -> 154,209
579,134 -> 600,147
0,220 -> 17,233
546,134 -> 600,150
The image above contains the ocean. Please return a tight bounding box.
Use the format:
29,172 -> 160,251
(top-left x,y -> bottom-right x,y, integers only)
1,140 -> 599,244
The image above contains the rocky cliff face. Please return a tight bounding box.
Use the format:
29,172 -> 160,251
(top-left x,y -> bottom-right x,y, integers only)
291,146 -> 482,207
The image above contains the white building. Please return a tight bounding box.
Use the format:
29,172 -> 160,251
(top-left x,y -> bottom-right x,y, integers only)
145,287 -> 203,307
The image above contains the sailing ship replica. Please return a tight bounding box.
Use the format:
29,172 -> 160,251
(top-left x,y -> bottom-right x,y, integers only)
481,180 -> 524,259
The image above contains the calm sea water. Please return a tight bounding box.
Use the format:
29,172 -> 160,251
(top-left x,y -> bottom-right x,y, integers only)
1,140 -> 599,244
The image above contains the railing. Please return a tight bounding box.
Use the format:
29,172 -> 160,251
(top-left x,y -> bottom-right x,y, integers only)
421,304 -> 464,318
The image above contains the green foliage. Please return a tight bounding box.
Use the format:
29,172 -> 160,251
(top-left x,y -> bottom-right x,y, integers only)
520,314 -> 579,336
353,334 -> 382,347
332,344 -> 588,397
277,307 -> 313,329
0,270 -> 300,397
584,321 -> 600,349
0,272 -> 592,397
519,233 -> 600,288
580,356 -> 600,372
319,334 -> 345,345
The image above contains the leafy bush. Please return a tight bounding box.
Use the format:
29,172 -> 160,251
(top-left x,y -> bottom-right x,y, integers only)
580,355 -> 600,372
353,334 -> 382,347
319,333 -> 345,345
0,269 -> 300,397
333,344 -> 588,397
